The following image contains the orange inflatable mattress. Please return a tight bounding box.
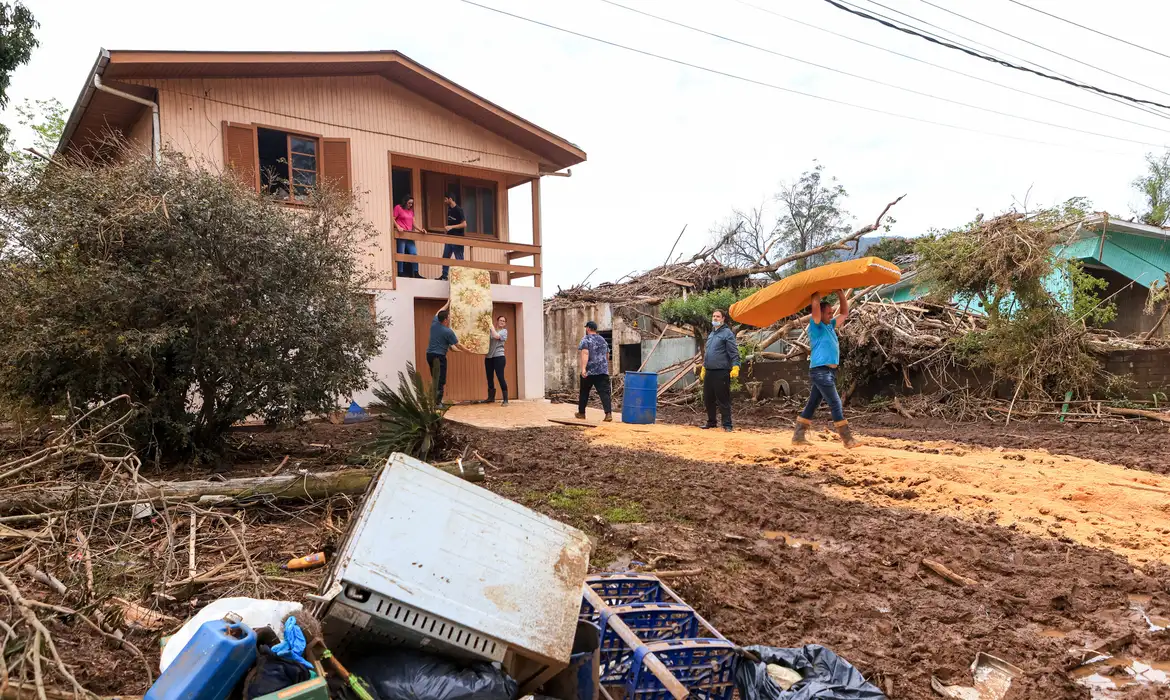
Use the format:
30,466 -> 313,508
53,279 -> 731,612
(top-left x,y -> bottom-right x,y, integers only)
729,256 -> 901,328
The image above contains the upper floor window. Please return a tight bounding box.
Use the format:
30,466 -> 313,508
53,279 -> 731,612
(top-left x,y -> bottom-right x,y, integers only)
258,128 -> 317,202
222,121 -> 350,201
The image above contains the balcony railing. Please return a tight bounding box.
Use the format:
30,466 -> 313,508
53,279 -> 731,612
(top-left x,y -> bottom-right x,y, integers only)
392,230 -> 541,285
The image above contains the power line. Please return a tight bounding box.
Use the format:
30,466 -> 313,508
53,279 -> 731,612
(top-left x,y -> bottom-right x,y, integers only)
841,0 -> 1170,122
595,0 -> 1166,147
821,0 -> 1170,111
729,0 -> 1170,136
1003,0 -> 1170,62
455,0 -> 1137,155
911,0 -> 1170,100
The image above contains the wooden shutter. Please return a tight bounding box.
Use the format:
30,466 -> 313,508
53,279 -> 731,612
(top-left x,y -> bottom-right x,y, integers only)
320,138 -> 352,193
222,121 -> 259,191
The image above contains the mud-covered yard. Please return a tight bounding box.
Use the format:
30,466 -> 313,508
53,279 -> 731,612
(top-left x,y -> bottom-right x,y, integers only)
3,401 -> 1169,700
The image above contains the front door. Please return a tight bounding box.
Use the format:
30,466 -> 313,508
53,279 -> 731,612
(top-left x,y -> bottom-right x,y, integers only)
414,299 -> 519,402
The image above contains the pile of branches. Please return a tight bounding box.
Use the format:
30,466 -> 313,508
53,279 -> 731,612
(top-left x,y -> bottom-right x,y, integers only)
0,404 -> 362,699
546,260 -> 738,310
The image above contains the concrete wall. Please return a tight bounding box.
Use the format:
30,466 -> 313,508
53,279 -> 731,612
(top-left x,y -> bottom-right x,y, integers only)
355,278 -> 544,405
1105,348 -> 1170,397
544,303 -> 644,392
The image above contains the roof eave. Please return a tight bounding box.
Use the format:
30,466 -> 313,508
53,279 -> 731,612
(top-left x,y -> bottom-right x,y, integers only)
58,49 -> 110,156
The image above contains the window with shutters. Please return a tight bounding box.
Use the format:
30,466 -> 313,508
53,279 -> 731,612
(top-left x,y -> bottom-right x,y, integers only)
257,127 -> 318,202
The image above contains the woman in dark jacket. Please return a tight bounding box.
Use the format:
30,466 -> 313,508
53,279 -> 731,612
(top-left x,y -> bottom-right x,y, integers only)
700,309 -> 740,432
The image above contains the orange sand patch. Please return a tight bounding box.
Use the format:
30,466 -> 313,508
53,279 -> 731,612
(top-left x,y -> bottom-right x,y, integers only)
585,422 -> 1170,567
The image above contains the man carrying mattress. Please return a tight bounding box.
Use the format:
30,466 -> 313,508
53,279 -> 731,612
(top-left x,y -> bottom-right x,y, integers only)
792,290 -> 857,448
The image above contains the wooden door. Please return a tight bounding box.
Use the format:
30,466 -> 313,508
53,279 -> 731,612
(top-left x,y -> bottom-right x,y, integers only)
414,299 -> 519,402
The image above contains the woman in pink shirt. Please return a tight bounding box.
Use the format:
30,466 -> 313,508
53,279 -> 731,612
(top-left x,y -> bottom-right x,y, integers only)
394,195 -> 421,279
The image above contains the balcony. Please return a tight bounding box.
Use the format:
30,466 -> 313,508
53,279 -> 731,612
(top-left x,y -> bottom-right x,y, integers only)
391,230 -> 541,286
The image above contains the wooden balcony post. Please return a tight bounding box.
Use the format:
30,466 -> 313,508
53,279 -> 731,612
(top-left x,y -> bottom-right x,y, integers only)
531,178 -> 542,288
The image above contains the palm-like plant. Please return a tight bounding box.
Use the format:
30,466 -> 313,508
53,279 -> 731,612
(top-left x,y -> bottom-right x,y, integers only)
367,362 -> 448,462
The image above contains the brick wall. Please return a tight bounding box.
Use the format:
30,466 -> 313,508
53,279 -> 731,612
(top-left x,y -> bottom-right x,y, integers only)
1105,348 -> 1170,397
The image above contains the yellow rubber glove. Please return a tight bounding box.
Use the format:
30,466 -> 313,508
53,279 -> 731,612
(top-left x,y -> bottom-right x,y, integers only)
730,366 -> 740,379
700,367 -> 706,382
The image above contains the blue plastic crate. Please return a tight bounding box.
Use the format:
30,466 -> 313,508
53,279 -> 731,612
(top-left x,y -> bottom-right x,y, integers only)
627,639 -> 738,700
580,574 -> 672,622
597,603 -> 703,681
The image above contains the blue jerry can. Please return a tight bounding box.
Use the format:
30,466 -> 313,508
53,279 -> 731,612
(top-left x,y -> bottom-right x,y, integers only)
146,618 -> 257,700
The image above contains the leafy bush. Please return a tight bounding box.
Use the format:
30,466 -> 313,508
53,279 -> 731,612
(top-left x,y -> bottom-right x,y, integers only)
0,145 -> 385,456
367,364 -> 447,462
864,235 -> 917,262
661,288 -> 754,331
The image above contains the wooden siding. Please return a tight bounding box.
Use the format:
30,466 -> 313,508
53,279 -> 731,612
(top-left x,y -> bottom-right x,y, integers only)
126,105 -> 153,154
122,75 -> 542,288
414,298 -> 519,402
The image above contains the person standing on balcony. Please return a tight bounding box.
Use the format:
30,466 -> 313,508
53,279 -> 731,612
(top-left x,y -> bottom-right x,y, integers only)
792,290 -> 857,448
393,194 -> 421,279
576,321 -> 613,422
426,301 -> 470,405
440,194 -> 467,281
480,314 -> 509,406
700,309 -> 739,432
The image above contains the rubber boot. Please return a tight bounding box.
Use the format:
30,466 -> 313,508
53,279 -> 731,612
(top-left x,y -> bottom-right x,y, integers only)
481,390 -> 495,405
502,390 -> 509,406
574,412 -> 587,420
792,417 -> 812,445
835,420 -> 858,449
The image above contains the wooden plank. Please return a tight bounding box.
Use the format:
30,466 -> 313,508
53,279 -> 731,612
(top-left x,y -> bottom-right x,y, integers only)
581,586 -> 689,700
638,326 -> 670,372
507,250 -> 536,260
509,271 -> 538,280
395,230 -> 541,255
397,253 -> 537,275
531,178 -> 543,288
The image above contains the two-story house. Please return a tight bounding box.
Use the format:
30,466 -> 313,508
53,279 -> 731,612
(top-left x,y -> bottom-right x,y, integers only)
57,49 -> 586,404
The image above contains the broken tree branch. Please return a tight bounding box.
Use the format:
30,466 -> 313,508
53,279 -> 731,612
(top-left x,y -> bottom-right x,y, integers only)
712,195 -> 905,282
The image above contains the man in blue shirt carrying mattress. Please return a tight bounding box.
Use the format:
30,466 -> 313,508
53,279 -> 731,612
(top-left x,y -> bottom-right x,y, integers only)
792,290 -> 857,449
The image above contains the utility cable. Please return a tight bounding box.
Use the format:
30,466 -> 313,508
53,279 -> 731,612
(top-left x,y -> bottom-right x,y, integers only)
1003,0 -> 1170,63
912,0 -> 1170,100
596,0 -> 1167,148
821,0 -> 1170,111
456,0 -> 1137,155
839,0 -> 1170,122
729,0 -> 1170,136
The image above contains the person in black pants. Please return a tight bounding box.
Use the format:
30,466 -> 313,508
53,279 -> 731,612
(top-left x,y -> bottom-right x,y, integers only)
701,308 -> 740,432
425,301 -> 469,404
575,321 -> 613,422
439,194 -> 467,281
481,314 -> 509,405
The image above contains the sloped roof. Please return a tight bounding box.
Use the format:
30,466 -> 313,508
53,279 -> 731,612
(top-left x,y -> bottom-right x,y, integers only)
59,49 -> 586,168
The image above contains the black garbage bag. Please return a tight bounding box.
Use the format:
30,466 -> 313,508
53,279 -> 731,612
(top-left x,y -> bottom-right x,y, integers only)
243,645 -> 313,700
734,645 -> 886,700
348,649 -> 518,700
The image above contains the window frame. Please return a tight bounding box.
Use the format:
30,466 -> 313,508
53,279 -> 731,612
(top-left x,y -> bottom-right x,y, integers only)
444,175 -> 499,237
255,123 -> 323,205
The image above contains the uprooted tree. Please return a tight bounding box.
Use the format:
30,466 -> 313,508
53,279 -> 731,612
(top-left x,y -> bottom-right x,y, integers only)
0,145 -> 387,457
901,198 -> 1121,400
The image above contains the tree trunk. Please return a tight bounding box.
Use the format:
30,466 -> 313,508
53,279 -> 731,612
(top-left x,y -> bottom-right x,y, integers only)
0,462 -> 483,520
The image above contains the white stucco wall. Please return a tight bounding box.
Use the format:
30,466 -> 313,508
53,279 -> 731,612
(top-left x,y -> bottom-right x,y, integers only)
353,279 -> 545,406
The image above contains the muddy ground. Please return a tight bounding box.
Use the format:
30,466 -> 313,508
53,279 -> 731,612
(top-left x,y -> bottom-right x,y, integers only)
460,422 -> 1170,700
650,399 -> 1170,477
6,404 -> 1170,700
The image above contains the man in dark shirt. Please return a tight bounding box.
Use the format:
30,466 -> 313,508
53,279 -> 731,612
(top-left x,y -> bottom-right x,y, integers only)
576,321 -> 613,422
440,194 -> 467,281
426,301 -> 469,404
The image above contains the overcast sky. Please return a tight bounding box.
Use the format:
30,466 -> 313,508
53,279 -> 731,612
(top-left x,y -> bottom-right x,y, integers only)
6,0 -> 1169,290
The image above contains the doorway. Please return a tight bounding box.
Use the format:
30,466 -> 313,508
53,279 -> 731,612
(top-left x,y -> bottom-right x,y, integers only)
413,299 -> 520,403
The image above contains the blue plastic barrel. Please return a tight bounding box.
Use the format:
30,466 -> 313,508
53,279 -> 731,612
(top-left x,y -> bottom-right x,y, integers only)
622,372 -> 658,424
146,619 -> 257,700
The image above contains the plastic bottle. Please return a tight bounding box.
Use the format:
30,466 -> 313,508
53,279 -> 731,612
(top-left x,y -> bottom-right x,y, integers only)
282,552 -> 326,571
145,617 -> 257,700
